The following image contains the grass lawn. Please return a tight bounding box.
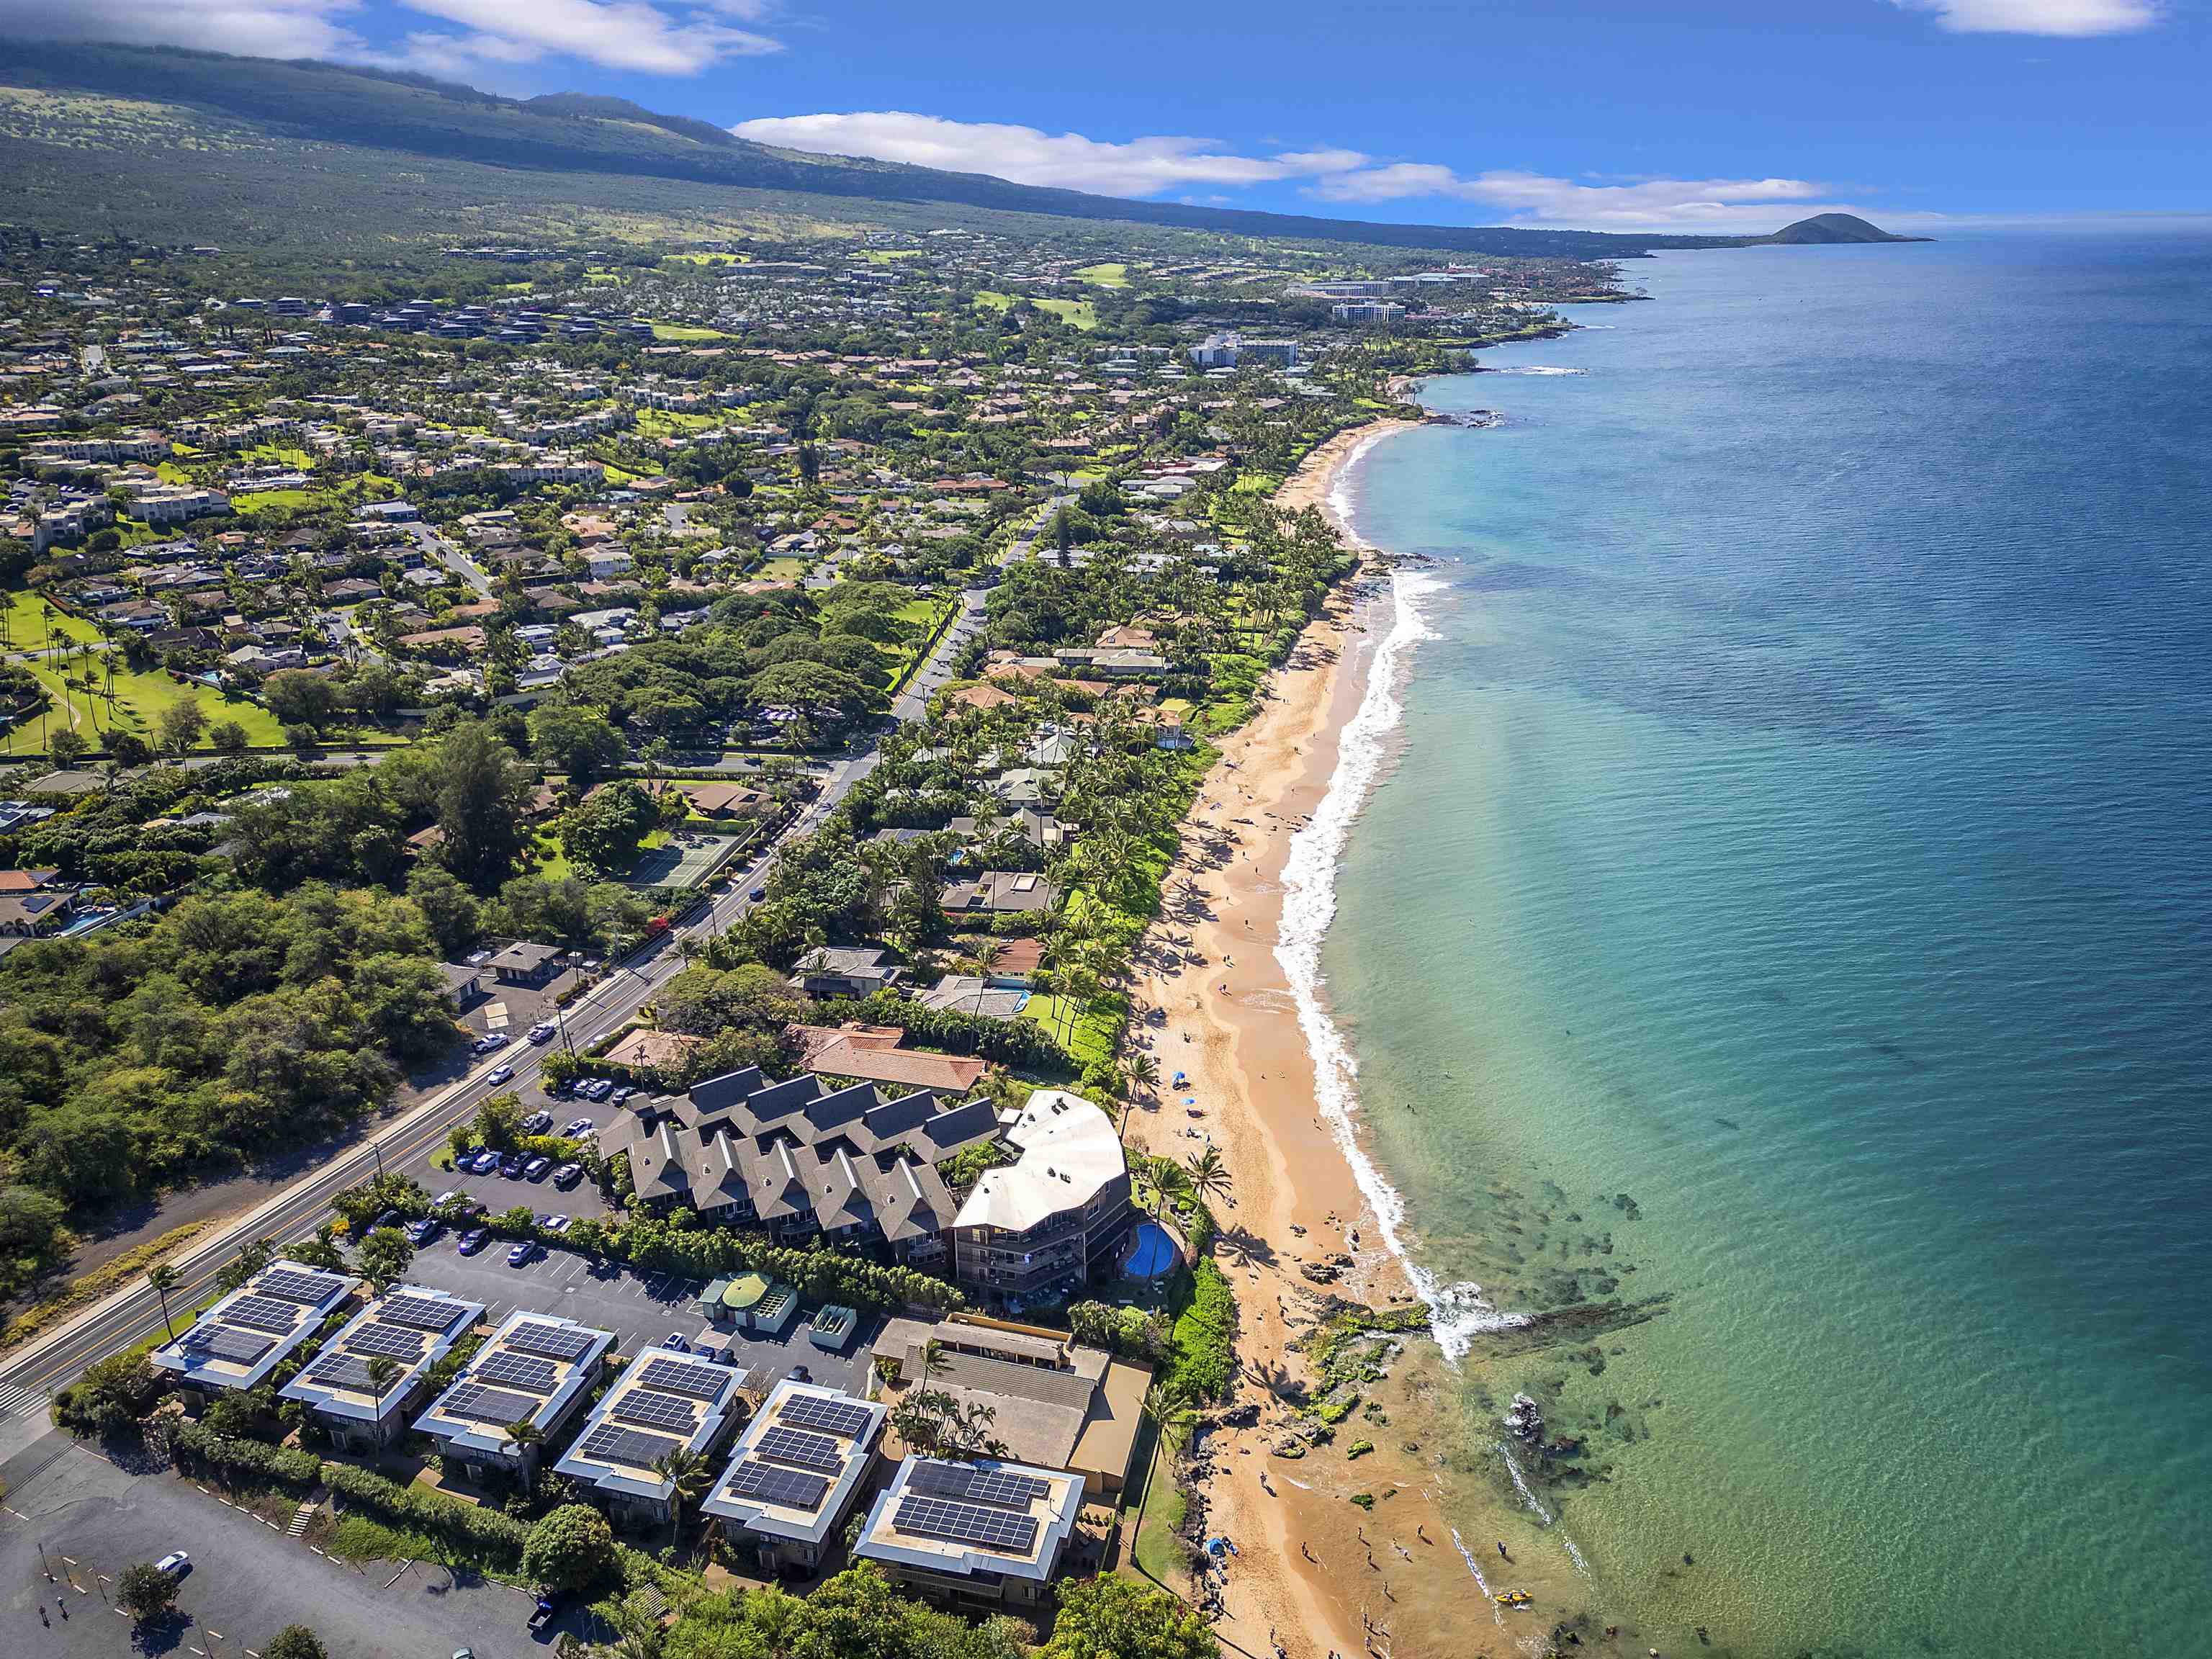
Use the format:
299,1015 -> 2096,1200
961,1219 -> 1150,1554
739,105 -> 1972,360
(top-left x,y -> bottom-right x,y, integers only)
231,487 -> 320,514
634,408 -> 721,438
1076,262 -> 1130,288
758,556 -> 808,580
1,588 -> 101,649
3,657 -> 284,752
650,322 -> 736,341
1034,297 -> 1099,330
1023,990 -> 1123,1068
529,830 -> 576,884
156,459 -> 193,485
1123,1439 -> 1190,1588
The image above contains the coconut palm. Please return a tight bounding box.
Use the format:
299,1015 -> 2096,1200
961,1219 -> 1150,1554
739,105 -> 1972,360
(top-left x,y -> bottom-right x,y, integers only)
969,938 -> 1004,1020
503,1416 -> 545,1466
365,1355 -> 403,1415
1182,1146 -> 1231,1210
649,1447 -> 712,1547
146,1264 -> 181,1341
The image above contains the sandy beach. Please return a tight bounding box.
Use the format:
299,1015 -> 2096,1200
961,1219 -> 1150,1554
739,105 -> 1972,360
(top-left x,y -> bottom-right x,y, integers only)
1123,418 -> 1517,1658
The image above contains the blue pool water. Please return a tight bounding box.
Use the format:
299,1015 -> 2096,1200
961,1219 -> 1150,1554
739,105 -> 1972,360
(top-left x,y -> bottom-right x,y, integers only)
1124,1220 -> 1179,1279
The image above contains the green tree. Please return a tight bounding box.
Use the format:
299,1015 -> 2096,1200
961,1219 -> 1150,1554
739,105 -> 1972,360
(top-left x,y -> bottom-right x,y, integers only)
1042,1575 -> 1217,1659
156,699 -> 207,757
215,1235 -> 278,1293
474,1091 -> 525,1151
209,719 -> 251,755
559,779 -> 657,874
146,1262 -> 181,1341
115,1561 -> 181,1625
435,720 -> 534,890
46,727 -> 89,768
262,1627 -> 329,1659
264,668 -> 339,732
528,703 -> 628,787
355,1224 -> 415,1290
522,1503 -> 619,1596
1182,1146 -> 1230,1210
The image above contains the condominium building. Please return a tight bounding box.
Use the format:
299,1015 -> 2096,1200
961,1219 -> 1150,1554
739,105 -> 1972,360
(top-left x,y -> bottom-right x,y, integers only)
950,1091 -> 1134,1304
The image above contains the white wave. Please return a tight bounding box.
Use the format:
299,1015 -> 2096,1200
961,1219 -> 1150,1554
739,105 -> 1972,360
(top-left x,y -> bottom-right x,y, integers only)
1274,564 -> 1528,1363
1450,1527 -> 1507,1626
1498,1442 -> 1593,1579
1323,422 -> 1405,533
1491,365 -> 1586,376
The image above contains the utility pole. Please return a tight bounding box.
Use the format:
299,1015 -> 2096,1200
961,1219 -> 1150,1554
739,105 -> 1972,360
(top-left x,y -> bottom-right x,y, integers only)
371,1138 -> 387,1182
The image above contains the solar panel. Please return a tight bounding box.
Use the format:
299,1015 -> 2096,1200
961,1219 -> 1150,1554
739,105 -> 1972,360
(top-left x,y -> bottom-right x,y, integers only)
894,1495 -> 1039,1555
261,1269 -> 347,1304
637,1357 -> 730,1401
308,1354 -> 374,1391
349,1324 -> 428,1362
755,1426 -> 843,1473
580,1424 -> 680,1468
441,1382 -> 541,1425
476,1352 -> 558,1392
613,1390 -> 698,1433
507,1321 -> 593,1362
777,1392 -> 871,1439
183,1325 -> 274,1365
907,1461 -> 1051,1508
722,1458 -> 829,1511
378,1294 -> 464,1332
225,1295 -> 301,1334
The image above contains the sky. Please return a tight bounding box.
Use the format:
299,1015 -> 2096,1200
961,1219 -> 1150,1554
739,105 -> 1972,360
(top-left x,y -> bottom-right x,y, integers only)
1,0 -> 2207,231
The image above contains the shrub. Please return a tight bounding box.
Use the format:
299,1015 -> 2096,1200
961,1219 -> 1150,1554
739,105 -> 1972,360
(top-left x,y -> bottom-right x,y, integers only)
1165,1259 -> 1235,1402
523,1503 -> 619,1596
116,1561 -> 179,1624
172,1421 -> 323,1490
321,1461 -> 528,1564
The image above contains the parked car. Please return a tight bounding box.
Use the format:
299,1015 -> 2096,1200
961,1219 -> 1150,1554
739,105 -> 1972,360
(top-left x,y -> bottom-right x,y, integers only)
370,1208 -> 402,1233
610,1086 -> 635,1106
405,1215 -> 442,1246
506,1240 -> 536,1267
523,1156 -> 552,1182
467,1148 -> 502,1174
486,1063 -> 513,1086
661,1333 -> 688,1353
477,1030 -> 510,1051
552,1162 -> 584,1189
498,1153 -> 528,1179
457,1228 -> 490,1255
521,1111 -> 553,1135
784,1364 -> 811,1382
156,1551 -> 191,1578
561,1118 -> 594,1139
542,1214 -> 572,1235
432,1190 -> 463,1210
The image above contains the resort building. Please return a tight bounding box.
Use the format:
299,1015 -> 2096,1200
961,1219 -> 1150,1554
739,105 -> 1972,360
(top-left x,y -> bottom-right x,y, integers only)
554,1353 -> 749,1528
598,1065 -> 1000,1265
851,1455 -> 1085,1614
279,1285 -> 483,1452
871,1314 -> 1151,1498
701,1379 -> 888,1574
950,1091 -> 1135,1304
150,1260 -> 354,1405
413,1310 -> 613,1478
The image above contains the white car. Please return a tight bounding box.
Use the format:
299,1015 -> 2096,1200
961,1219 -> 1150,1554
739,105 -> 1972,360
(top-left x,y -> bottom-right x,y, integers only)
486,1063 -> 514,1086
156,1551 -> 191,1578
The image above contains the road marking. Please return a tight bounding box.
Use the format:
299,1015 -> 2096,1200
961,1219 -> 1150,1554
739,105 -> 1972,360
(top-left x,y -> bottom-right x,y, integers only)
0,1380 -> 38,1416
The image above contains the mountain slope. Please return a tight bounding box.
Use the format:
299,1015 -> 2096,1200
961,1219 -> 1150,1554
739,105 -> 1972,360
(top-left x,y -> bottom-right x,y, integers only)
1761,212 -> 1929,245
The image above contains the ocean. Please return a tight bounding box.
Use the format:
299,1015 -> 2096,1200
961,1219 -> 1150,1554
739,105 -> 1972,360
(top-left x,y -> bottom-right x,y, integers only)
1310,233 -> 2212,1656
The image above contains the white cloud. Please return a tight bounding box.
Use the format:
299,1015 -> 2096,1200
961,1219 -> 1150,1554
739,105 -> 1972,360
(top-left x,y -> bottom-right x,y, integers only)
0,0 -> 782,75
1890,0 -> 2159,34
730,111 -> 1847,232
730,111 -> 1370,198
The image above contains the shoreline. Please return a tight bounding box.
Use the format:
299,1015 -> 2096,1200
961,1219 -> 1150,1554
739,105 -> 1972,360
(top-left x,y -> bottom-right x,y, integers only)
1127,416 -> 1512,1658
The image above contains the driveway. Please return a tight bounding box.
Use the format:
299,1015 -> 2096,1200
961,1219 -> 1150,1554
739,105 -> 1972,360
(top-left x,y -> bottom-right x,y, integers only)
1,1437 -> 532,1659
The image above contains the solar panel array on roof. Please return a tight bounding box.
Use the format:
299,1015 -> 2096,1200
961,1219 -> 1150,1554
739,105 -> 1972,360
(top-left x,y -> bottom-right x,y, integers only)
506,1321 -> 593,1362
580,1424 -> 680,1468
441,1382 -> 541,1425
261,1269 -> 347,1304
224,1295 -> 300,1334
723,1458 -> 829,1511
777,1393 -> 871,1439
612,1390 -> 697,1434
893,1494 -> 1040,1555
907,1462 -> 1051,1508
183,1326 -> 274,1365
348,1324 -> 427,1362
378,1294 -> 464,1332
308,1354 -> 374,1391
637,1357 -> 729,1401
476,1351 -> 558,1392
755,1426 -> 843,1473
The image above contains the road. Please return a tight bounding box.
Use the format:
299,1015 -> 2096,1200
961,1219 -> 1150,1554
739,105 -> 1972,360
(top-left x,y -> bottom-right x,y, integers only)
403,521 -> 492,597
0,494 -> 1051,1426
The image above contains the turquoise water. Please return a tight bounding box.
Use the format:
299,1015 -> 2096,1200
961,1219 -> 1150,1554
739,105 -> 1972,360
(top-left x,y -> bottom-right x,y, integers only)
1325,236 -> 2212,1656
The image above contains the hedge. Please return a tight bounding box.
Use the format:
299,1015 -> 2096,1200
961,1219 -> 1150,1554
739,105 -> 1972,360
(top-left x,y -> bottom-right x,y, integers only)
1165,1258 -> 1236,1402
173,1421 -> 322,1491
321,1462 -> 528,1563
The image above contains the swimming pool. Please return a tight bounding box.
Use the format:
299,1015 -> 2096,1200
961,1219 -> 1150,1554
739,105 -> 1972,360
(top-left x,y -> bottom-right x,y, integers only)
1123,1220 -> 1178,1279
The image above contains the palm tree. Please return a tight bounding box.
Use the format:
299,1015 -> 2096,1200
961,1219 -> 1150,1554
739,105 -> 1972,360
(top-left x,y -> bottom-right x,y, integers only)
969,938 -> 1004,1020
366,1355 -> 403,1417
146,1264 -> 181,1341
1129,1053 -> 1161,1098
649,1447 -> 711,1547
1182,1146 -> 1231,1211
503,1416 -> 545,1467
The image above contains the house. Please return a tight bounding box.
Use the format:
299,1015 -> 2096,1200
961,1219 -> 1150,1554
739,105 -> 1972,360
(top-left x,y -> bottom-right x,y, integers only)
150,1260 -> 355,1404
941,871 -> 1056,917
279,1285 -> 483,1452
487,940 -> 564,986
601,1026 -> 707,1075
701,1380 -> 887,1575
413,1310 -> 613,1478
916,976 -> 1028,1020
554,1352 -> 748,1528
871,1314 -> 1151,1498
951,1091 -> 1134,1304
851,1454 -> 1084,1614
793,945 -> 902,999
585,547 -> 636,581
980,937 -> 1044,986
0,888 -> 78,938
947,683 -> 1018,713
439,962 -> 487,1013
793,1024 -> 989,1097
675,781 -> 768,821
595,1064 -> 999,1260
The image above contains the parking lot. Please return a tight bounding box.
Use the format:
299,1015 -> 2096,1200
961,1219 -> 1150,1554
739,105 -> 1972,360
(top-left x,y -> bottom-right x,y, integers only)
2,1437 -> 533,1659
396,1238 -> 875,1395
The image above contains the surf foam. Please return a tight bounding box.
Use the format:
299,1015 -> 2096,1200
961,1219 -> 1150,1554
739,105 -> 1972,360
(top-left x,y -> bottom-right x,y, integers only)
1274,556 -> 1528,1363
